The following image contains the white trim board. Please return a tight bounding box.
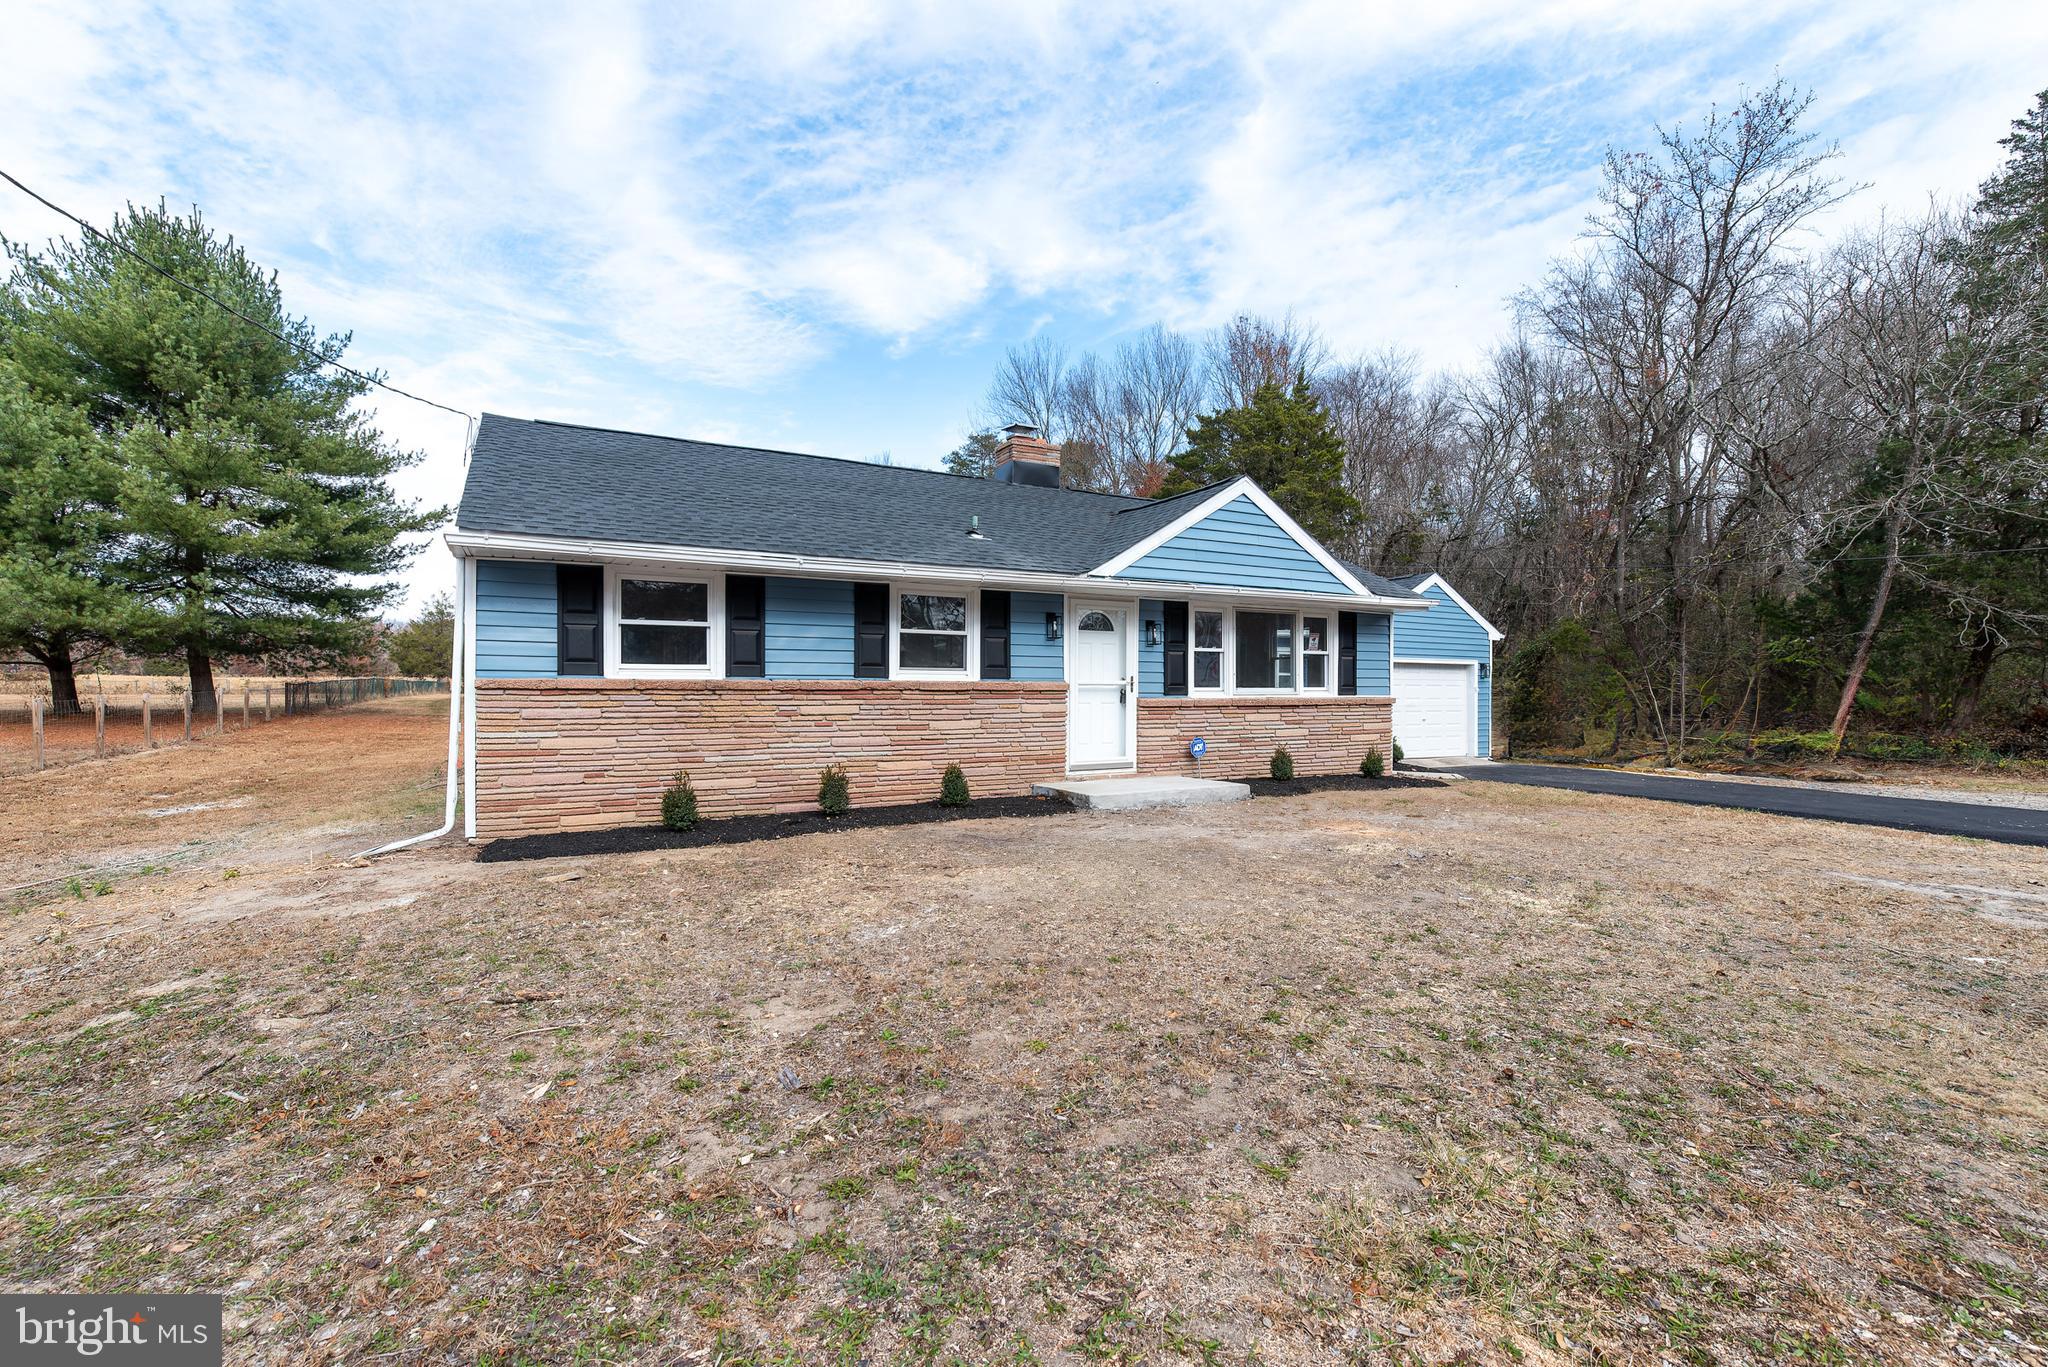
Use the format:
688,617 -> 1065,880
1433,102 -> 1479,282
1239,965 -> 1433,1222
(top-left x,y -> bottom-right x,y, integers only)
445,528 -> 1426,612
1405,573 -> 1504,642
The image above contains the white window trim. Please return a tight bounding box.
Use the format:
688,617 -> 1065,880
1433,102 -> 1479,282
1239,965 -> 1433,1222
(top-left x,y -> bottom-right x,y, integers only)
1190,603 -> 1229,695
1231,607 -> 1304,696
1299,611 -> 1336,695
606,565 -> 724,679
889,584 -> 979,680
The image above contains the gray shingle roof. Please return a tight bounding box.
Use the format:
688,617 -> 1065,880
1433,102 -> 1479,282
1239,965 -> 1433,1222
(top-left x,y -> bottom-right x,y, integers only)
456,414 -> 1422,601
1339,562 -> 1430,601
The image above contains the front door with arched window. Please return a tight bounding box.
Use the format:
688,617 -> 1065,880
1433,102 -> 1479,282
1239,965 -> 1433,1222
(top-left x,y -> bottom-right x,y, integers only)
1068,602 -> 1134,769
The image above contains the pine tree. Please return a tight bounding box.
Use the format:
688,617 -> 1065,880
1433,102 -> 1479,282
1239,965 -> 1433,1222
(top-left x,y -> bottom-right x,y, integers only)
1,203 -> 440,710
0,365 -> 130,713
1158,376 -> 1360,545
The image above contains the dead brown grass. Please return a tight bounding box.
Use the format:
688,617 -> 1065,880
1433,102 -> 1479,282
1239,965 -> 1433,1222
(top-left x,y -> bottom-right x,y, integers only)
1,722 -> 2043,1365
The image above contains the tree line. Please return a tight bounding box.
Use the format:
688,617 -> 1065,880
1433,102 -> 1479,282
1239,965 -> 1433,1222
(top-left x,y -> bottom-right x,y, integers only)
0,204 -> 439,713
958,83 -> 2048,758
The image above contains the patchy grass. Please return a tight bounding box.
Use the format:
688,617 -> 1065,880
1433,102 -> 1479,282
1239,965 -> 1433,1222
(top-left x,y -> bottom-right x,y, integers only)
1,760 -> 2045,1363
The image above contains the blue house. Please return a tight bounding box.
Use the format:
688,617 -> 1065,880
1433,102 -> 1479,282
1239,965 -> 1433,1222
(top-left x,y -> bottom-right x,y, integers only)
445,417 -> 1492,837
1388,572 -> 1503,759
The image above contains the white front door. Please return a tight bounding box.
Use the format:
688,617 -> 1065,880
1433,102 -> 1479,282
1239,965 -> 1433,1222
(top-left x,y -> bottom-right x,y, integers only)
1068,602 -> 1133,768
1392,661 -> 1475,757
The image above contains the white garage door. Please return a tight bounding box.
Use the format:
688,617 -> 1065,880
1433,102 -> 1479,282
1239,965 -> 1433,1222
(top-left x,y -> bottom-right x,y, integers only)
1392,662 -> 1474,758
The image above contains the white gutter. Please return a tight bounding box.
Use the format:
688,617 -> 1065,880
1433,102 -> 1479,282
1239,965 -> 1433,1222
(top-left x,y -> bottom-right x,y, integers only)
355,555 -> 469,859
442,529 -> 1431,613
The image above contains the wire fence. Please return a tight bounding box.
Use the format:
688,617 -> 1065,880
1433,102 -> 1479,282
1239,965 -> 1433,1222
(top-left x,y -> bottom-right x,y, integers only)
7,675 -> 448,774
285,675 -> 447,715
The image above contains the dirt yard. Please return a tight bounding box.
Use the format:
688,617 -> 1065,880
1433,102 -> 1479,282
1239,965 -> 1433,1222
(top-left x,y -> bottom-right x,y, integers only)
1,705 -> 2044,1366
0,678 -> 371,777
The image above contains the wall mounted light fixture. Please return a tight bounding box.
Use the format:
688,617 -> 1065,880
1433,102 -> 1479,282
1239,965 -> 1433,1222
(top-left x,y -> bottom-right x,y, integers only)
1045,612 -> 1062,641
1145,619 -> 1161,647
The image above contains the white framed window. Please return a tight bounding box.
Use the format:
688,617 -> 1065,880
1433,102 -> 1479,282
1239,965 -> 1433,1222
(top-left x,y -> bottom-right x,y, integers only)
607,567 -> 722,677
1192,607 -> 1226,692
894,588 -> 974,677
1234,610 -> 1296,692
1301,614 -> 1332,692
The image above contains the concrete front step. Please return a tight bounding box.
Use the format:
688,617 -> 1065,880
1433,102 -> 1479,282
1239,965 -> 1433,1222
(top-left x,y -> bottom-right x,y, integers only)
1032,775 -> 1251,811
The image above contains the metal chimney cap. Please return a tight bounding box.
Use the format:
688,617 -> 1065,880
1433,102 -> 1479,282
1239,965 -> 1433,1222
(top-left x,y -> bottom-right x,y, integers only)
999,422 -> 1041,438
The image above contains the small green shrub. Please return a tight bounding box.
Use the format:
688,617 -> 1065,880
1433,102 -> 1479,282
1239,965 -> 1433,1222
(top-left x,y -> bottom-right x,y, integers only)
938,763 -> 970,807
660,771 -> 699,831
818,763 -> 851,816
1361,747 -> 1385,779
1270,746 -> 1294,781
1391,740 -> 1404,765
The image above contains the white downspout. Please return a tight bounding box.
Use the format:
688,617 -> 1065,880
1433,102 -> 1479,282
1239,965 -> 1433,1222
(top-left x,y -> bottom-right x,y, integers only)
356,553 -> 469,858
462,549 -> 478,840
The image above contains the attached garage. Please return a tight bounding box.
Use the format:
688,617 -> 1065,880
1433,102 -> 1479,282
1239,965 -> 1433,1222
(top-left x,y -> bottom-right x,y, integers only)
1389,573 -> 1503,759
1391,661 -> 1476,757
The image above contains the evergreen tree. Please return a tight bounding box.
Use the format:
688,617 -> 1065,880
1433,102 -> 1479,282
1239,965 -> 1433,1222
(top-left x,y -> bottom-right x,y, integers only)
1,203 -> 440,711
386,592 -> 455,678
0,364 -> 130,713
942,429 -> 999,477
1158,376 -> 1361,545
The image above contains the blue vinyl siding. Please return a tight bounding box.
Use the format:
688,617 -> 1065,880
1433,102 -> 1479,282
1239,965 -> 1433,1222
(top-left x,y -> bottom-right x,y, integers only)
1357,612 -> 1391,695
765,577 -> 855,679
1393,582 -> 1494,754
1119,496 -> 1347,594
1137,599 -> 1166,696
1010,592 -> 1065,681
474,560 -> 558,678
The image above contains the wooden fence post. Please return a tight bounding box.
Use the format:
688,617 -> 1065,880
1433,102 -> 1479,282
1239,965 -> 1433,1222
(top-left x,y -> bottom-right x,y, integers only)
93,696 -> 106,758
264,685 -> 273,721
241,686 -> 250,727
215,694 -> 225,735
31,695 -> 44,771
182,692 -> 192,742
144,694 -> 154,747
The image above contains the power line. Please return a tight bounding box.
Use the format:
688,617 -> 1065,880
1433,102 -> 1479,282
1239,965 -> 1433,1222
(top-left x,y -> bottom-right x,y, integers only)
0,166 -> 474,422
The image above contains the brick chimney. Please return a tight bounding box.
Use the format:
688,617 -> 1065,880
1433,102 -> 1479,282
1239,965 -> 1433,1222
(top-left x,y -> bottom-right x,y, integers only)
991,423 -> 1061,488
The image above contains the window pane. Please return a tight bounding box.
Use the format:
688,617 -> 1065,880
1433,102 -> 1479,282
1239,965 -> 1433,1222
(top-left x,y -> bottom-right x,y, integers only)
899,632 -> 965,670
899,594 -> 966,632
1077,611 -> 1115,632
1236,611 -> 1283,689
621,623 -> 707,666
1194,611 -> 1223,650
1193,651 -> 1221,689
621,579 -> 706,622
1302,617 -> 1327,653
1304,655 -> 1327,690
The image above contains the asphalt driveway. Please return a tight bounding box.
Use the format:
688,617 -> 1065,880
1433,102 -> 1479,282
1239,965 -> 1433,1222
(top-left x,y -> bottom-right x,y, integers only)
1444,762 -> 2048,847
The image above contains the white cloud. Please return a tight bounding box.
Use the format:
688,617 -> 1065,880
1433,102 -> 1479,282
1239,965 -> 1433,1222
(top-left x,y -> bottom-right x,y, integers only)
5,0 -> 2045,613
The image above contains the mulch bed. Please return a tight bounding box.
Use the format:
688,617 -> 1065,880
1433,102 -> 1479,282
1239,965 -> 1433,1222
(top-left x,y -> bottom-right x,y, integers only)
1244,772 -> 1445,797
477,794 -> 1067,862
480,772 -> 1447,862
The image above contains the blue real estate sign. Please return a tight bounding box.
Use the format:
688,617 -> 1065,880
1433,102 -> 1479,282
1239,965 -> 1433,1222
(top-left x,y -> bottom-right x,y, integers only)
1189,737 -> 1206,758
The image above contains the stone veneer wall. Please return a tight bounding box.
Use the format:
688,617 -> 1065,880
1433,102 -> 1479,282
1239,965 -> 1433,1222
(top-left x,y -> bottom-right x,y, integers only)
473,679 -> 1068,836
1136,695 -> 1394,778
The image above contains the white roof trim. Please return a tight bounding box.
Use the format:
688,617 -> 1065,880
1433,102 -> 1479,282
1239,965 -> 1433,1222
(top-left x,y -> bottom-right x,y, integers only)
1087,477 -> 1377,599
444,527 -> 1430,611
1409,573 -> 1505,641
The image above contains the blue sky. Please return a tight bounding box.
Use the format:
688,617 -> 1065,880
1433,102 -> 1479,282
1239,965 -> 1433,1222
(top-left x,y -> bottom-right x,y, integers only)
4,0 -> 2044,610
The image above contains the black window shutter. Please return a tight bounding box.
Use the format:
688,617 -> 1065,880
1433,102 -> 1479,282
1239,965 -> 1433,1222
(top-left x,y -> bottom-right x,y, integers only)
1338,611 -> 1359,696
557,565 -> 602,676
1163,600 -> 1189,696
980,590 -> 1011,680
853,582 -> 889,678
727,575 -> 766,678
